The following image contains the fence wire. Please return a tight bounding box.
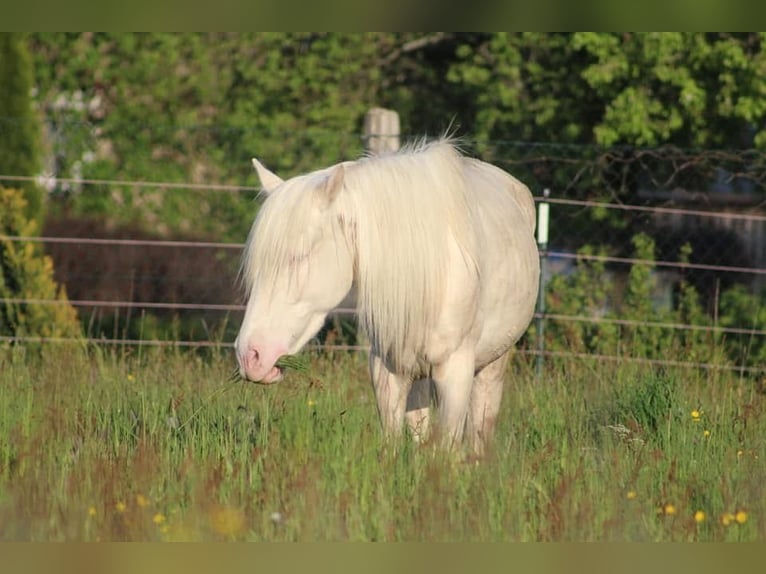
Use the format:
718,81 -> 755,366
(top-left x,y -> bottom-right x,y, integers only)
2,140 -> 766,375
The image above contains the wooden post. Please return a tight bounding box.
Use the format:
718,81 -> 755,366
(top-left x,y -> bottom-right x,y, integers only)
335,108 -> 401,336
363,108 -> 400,155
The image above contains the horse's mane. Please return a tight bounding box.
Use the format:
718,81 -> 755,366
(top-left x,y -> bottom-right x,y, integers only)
338,139 -> 479,371
243,139 -> 479,373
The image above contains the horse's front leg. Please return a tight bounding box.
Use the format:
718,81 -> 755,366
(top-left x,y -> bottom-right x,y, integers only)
431,343 -> 476,449
369,353 -> 412,439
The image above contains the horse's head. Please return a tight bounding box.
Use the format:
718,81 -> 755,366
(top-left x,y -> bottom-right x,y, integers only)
235,159 -> 354,383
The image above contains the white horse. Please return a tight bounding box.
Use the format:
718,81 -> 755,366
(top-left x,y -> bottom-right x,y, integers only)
235,139 -> 539,452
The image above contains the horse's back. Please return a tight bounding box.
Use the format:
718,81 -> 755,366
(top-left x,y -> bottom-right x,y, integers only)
462,157 -> 536,234
460,157 -> 540,367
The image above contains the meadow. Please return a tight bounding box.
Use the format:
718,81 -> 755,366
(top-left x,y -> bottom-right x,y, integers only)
0,343 -> 763,542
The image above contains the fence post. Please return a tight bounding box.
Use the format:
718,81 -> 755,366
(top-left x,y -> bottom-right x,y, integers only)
536,189 -> 550,378
363,108 -> 400,155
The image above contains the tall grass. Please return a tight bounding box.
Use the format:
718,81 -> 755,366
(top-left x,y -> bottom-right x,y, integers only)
0,344 -> 763,541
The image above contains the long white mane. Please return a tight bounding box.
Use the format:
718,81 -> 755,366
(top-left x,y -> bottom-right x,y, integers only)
244,139 -> 481,372
342,140 -> 479,371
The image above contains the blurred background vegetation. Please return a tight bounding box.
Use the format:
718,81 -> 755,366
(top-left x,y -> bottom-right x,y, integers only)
16,32 -> 766,238
1,33 -> 765,365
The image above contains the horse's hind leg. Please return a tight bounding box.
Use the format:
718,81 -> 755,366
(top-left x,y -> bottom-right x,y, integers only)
467,351 -> 510,456
369,353 -> 411,439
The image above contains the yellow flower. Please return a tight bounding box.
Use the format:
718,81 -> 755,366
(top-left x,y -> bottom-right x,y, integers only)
691,409 -> 701,422
127,374 -> 135,382
87,506 -> 97,517
153,513 -> 166,525
694,510 -> 706,523
721,512 -> 735,526
115,501 -> 127,513
307,399 -> 316,407
626,490 -> 637,500
663,503 -> 677,516
136,494 -> 149,508
735,510 -> 748,524
210,506 -> 246,537
703,429 -> 711,438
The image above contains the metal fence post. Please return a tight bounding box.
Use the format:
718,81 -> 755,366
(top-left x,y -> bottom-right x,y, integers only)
536,189 -> 550,378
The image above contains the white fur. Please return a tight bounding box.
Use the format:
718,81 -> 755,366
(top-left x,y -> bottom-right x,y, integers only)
237,139 -> 539,452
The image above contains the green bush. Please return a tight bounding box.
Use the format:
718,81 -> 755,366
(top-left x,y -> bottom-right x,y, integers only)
717,284 -> 766,372
538,232 -> 762,375
0,188 -> 81,338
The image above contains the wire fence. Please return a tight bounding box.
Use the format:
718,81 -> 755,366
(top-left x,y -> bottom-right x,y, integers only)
2,140 -> 766,375
2,195 -> 765,374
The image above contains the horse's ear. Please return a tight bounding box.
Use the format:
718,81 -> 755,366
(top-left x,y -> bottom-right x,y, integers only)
251,158 -> 284,194
320,164 -> 345,208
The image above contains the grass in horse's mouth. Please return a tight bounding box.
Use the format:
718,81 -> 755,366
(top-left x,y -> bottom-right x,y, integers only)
274,354 -> 309,374
228,354 -> 309,383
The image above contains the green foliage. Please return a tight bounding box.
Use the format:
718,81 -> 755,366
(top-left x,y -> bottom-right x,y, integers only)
27,33 -> 384,241
609,370 -> 678,439
542,244 -> 614,354
23,33 -> 766,241
540,232 -> 762,374
620,233 -> 667,357
673,243 -> 724,364
718,284 -> 766,371
0,188 -> 80,338
445,32 -> 766,150
447,33 -> 592,145
0,32 -> 44,226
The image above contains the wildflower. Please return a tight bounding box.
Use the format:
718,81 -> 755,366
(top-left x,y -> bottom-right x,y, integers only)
694,510 -> 706,523
115,501 -> 127,513
721,512 -> 735,526
737,450 -> 744,458
307,399 -> 316,408
270,511 -> 284,525
626,490 -> 637,500
663,503 -> 677,516
127,374 -> 135,382
88,506 -> 97,517
136,494 -> 149,508
691,409 -> 701,422
703,430 -> 711,438
735,510 -> 748,524
153,513 -> 166,525
210,506 -> 246,537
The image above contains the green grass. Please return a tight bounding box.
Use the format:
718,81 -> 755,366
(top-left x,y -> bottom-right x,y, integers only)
0,344 -> 763,541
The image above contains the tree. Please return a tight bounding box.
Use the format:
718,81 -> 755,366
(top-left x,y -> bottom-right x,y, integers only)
0,188 -> 80,338
26,33 -> 390,241
438,33 -> 766,150
24,33 -> 766,235
0,32 -> 44,226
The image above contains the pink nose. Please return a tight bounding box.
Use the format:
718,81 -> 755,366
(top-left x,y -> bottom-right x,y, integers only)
242,346 -> 260,372
237,343 -> 285,384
